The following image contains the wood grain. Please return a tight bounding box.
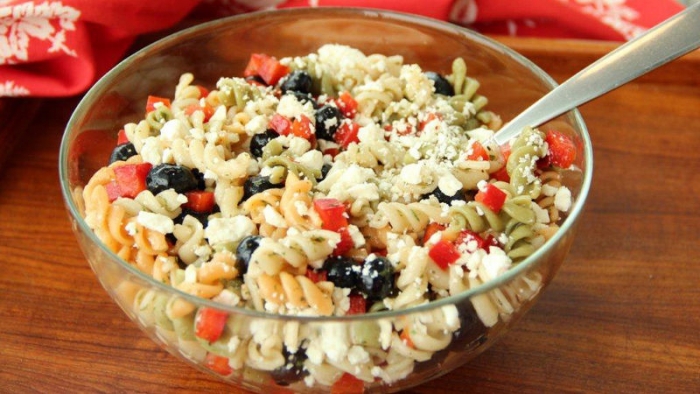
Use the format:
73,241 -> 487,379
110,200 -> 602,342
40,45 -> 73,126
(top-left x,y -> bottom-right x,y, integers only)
1,38 -> 699,393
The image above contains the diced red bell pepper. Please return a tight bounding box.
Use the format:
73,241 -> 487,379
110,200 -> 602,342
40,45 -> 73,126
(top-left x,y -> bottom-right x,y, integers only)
372,249 -> 388,257
313,198 -> 348,231
466,141 -> 489,161
243,53 -> 269,78
500,143 -> 511,161
244,53 -> 290,86
184,103 -> 215,122
334,91 -> 358,119
333,227 -> 354,256
491,165 -> 510,182
346,294 -> 367,315
322,146 -> 340,158
456,229 -> 489,251
204,353 -> 233,376
145,95 -> 171,113
399,329 -> 415,348
269,113 -> 292,135
116,129 -> 128,145
259,59 -> 290,86
422,222 -> 446,245
112,163 -> 152,199
428,239 -> 461,270
305,269 -> 328,283
183,190 -> 215,213
545,129 -> 577,168
314,198 -> 354,255
195,307 -> 228,343
290,114 -> 315,140
334,121 -> 361,148
491,143 -> 511,182
475,183 -> 507,213
331,373 -> 365,394
196,85 -> 210,98
418,112 -> 441,132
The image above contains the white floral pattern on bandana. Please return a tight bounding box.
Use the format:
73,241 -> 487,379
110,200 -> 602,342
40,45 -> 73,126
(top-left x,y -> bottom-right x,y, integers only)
0,80 -> 30,96
0,1 -> 81,65
569,0 -> 646,39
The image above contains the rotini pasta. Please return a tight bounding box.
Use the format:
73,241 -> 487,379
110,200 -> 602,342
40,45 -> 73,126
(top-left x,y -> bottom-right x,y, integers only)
80,44 -> 579,390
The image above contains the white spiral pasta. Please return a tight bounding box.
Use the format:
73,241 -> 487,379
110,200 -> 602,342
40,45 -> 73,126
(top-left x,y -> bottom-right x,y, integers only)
79,44 -> 579,391
372,201 -> 448,234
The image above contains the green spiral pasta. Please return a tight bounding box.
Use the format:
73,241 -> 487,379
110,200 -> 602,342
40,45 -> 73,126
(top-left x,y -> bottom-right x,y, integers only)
263,155 -> 321,185
447,201 -> 505,234
507,127 -> 547,198
146,105 -> 173,131
216,77 -> 263,109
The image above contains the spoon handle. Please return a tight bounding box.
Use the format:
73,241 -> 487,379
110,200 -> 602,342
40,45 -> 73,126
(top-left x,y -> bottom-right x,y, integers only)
493,2 -> 700,146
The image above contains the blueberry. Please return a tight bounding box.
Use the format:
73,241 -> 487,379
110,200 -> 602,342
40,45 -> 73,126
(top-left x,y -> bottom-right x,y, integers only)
191,168 -> 206,190
319,163 -> 332,181
360,256 -> 395,302
245,75 -> 265,86
270,347 -> 308,386
280,70 -> 313,95
450,302 -> 488,351
109,142 -> 137,164
425,72 -> 454,96
315,105 -> 342,141
174,209 -> 210,227
146,164 -> 199,194
242,175 -> 281,201
249,129 -> 278,158
425,187 -> 464,205
235,235 -> 262,274
323,256 -> 361,289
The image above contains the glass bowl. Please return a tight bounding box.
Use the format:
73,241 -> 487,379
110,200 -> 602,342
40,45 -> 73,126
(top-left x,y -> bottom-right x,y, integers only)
59,7 -> 592,393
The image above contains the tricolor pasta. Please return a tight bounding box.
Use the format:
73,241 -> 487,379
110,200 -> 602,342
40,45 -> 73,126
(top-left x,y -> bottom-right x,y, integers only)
79,44 -> 579,389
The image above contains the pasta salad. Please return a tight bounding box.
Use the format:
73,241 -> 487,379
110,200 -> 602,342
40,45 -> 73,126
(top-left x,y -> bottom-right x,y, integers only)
80,44 -> 577,389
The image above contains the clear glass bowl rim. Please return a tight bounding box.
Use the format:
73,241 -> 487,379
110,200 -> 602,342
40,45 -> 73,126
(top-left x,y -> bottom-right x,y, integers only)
59,7 -> 594,323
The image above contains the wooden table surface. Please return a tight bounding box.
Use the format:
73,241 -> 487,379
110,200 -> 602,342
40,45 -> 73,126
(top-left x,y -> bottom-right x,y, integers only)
1,37 -> 699,393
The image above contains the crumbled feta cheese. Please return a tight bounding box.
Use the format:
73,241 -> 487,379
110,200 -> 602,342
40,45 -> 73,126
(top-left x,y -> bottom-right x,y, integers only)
244,115 -> 269,135
276,94 -> 315,121
305,340 -> 324,365
285,135 -> 312,157
481,247 -> 512,281
136,211 -> 174,234
554,186 -> 572,212
140,137 -> 163,165
160,119 -> 187,141
442,305 -> 460,330
357,123 -> 385,142
318,163 -> 379,202
347,224 -> 365,248
262,205 -> 288,228
296,149 -> 324,173
158,189 -> 187,211
400,162 -> 425,185
469,127 -> 495,143
205,216 -> 256,245
184,264 -> 197,283
531,201 -> 550,224
213,289 -> 241,306
437,171 -> 462,197
125,221 -> 137,236
377,319 -> 393,350
347,346 -> 370,365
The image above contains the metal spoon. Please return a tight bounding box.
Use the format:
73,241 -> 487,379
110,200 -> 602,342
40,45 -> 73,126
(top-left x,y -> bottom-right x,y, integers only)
493,2 -> 700,146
